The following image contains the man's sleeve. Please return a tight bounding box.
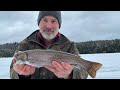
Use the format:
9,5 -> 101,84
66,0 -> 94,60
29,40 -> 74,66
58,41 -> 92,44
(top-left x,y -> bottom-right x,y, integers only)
10,40 -> 30,79
10,59 -> 19,79
68,42 -> 88,79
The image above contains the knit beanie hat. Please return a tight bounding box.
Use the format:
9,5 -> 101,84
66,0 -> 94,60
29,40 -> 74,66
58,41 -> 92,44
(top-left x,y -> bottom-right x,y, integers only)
37,11 -> 62,28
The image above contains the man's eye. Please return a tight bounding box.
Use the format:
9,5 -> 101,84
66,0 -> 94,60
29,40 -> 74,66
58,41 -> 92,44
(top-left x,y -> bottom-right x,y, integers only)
52,21 -> 56,23
43,19 -> 47,22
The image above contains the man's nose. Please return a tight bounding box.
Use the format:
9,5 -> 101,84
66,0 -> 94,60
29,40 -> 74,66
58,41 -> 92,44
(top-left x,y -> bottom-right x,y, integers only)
46,22 -> 52,29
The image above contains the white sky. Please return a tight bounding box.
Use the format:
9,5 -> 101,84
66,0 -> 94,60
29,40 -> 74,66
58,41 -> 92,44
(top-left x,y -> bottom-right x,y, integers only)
0,11 -> 120,44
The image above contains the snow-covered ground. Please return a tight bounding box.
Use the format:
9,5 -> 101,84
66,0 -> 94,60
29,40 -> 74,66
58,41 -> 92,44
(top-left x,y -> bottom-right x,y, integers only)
0,53 -> 120,79
0,57 -> 13,79
81,53 -> 120,79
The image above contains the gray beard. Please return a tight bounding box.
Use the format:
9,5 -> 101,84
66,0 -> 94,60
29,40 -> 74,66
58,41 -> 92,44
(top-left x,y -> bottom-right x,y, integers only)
39,29 -> 59,41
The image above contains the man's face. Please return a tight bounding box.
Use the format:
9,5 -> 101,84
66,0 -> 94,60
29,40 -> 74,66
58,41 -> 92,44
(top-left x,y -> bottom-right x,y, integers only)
39,16 -> 59,41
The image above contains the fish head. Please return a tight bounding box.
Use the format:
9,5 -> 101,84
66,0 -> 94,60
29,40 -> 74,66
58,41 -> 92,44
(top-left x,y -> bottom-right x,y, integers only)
14,51 -> 28,62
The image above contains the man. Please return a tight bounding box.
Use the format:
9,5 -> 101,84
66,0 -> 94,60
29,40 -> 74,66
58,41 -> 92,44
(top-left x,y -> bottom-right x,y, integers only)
10,11 -> 88,79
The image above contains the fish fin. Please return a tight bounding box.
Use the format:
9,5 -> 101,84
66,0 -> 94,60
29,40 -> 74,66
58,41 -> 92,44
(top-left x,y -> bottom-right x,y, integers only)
71,64 -> 80,69
88,62 -> 102,78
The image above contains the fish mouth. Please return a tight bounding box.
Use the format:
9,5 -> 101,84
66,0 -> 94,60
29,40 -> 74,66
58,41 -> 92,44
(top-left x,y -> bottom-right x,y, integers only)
14,59 -> 30,64
13,60 -> 25,66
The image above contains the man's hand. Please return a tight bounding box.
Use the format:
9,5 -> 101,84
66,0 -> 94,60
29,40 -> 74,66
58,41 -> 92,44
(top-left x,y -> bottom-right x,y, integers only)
12,58 -> 36,76
44,61 -> 73,79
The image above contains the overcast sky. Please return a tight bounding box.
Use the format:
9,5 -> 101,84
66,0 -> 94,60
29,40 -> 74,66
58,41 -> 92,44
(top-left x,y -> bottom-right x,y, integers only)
0,11 -> 120,44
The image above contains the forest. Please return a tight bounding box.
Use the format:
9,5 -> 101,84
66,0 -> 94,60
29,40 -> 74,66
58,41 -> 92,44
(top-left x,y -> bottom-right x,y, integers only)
0,39 -> 120,57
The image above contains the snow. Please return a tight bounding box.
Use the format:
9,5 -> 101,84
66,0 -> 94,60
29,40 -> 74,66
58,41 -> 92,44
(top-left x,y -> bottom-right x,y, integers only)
0,53 -> 120,79
81,53 -> 120,79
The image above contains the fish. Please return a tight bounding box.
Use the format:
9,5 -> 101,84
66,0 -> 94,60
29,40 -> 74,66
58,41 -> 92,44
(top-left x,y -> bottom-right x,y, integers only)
13,49 -> 102,78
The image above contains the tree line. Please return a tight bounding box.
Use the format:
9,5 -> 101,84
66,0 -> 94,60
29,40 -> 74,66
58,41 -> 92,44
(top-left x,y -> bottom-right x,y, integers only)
76,39 -> 120,54
0,39 -> 120,57
0,42 -> 18,57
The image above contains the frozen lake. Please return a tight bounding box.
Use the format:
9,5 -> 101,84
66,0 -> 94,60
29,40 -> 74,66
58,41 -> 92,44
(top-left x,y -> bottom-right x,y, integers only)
0,53 -> 120,79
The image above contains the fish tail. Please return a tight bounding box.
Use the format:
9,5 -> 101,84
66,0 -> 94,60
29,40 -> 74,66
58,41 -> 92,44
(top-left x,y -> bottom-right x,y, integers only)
88,62 -> 102,78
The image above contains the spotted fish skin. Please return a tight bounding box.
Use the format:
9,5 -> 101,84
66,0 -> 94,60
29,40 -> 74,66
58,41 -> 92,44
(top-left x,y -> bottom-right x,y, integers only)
14,49 -> 102,78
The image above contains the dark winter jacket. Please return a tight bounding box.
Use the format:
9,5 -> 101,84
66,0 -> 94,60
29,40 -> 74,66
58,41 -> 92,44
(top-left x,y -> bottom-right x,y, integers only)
10,30 -> 88,79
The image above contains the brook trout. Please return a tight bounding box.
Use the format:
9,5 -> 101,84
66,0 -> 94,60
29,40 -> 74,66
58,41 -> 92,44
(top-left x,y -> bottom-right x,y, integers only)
13,49 -> 102,78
